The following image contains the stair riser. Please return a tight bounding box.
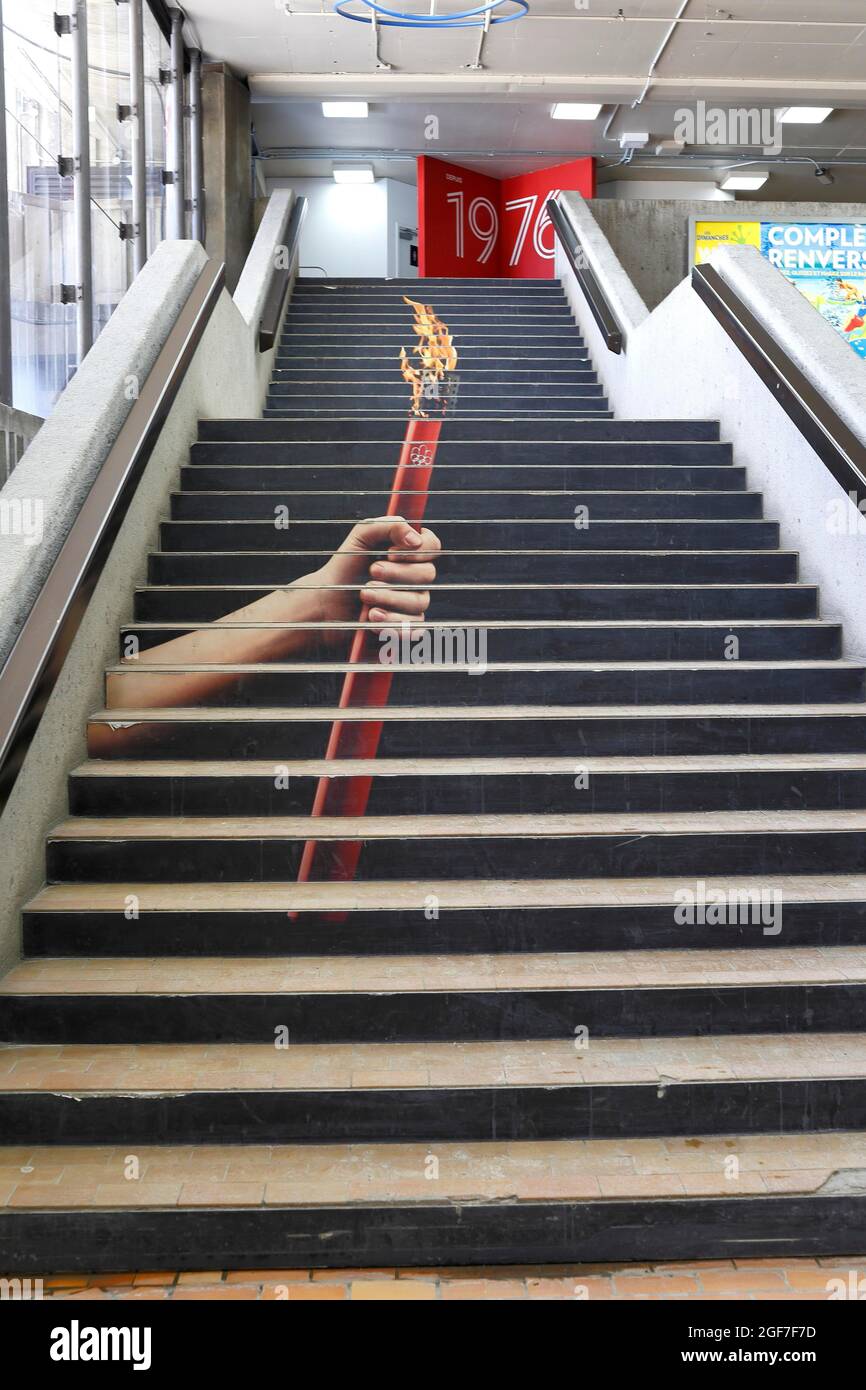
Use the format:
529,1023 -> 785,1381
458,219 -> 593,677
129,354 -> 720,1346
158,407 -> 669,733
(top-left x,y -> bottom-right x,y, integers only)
275,350 -> 588,363
104,665 -> 864,710
281,328 -> 582,340
294,279 -> 558,287
287,300 -> 573,310
264,408 -> 614,419
269,384 -> 600,400
170,492 -> 764,521
284,312 -> 578,325
290,297 -> 570,307
133,585 -> 820,623
24,900 -> 866,957
287,299 -> 572,308
266,398 -> 608,412
160,520 -> 781,553
147,552 -> 799,585
271,369 -> 598,383
198,419 -> 721,442
293,281 -> 561,289
88,714 -> 866,761
46,828 -> 866,883
2,1079 -> 864,1145
291,293 -> 567,301
188,442 -> 734,467
5,984 -> 866,1045
68,767 -> 866,818
119,625 -> 842,664
2,1196 -> 864,1274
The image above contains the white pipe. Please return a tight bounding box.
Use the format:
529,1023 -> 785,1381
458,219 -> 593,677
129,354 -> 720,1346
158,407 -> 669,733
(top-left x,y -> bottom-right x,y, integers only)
632,0 -> 691,108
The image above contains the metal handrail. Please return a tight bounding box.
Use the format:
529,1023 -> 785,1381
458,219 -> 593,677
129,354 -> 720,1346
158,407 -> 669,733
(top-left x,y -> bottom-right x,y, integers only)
0,257 -> 226,811
547,197 -> 624,355
693,261 -> 866,512
258,195 -> 308,352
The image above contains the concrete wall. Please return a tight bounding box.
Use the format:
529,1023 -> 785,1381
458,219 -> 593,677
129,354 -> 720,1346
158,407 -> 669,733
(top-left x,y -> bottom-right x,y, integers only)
203,64 -> 254,294
596,181 -> 733,203
557,192 -> 866,665
0,195 -> 296,979
589,199 -> 866,311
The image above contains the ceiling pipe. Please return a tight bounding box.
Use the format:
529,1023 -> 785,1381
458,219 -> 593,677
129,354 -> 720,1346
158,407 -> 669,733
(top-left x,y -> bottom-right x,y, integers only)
632,0 -> 691,108
258,148 -> 866,168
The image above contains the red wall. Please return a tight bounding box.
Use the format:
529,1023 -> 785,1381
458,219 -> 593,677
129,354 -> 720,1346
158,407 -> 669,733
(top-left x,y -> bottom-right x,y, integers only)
417,156 -> 502,277
499,159 -> 596,278
417,155 -> 595,278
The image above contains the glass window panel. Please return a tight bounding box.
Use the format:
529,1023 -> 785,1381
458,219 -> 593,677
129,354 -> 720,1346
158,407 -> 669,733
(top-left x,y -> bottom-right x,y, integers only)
142,6 -> 166,254
87,0 -> 132,342
3,0 -> 75,414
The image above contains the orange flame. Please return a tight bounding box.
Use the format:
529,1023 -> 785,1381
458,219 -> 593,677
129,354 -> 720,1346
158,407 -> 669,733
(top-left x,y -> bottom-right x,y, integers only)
398,296 -> 458,417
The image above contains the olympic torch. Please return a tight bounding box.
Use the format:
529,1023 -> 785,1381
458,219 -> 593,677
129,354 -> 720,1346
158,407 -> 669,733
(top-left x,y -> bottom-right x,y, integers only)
293,297 -> 458,909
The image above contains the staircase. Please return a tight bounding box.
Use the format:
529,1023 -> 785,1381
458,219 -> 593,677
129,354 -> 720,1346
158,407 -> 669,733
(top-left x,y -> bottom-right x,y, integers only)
3,275 -> 866,1272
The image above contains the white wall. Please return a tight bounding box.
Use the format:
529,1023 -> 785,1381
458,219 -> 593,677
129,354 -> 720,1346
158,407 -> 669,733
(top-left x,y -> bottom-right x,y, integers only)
266,176 -> 418,279
267,176 -> 388,278
556,193 -> 866,661
386,179 -> 419,278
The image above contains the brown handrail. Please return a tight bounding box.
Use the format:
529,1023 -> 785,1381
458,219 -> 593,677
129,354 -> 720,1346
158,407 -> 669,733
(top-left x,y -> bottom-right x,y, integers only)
547,198 -> 624,355
0,257 -> 226,811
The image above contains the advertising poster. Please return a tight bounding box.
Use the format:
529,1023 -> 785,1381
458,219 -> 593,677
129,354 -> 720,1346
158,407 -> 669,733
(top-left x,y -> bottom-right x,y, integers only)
417,155 -> 595,278
694,219 -> 866,358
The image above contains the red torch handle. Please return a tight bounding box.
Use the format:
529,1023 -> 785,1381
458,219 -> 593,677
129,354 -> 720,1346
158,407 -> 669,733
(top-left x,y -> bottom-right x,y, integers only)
294,416 -> 442,907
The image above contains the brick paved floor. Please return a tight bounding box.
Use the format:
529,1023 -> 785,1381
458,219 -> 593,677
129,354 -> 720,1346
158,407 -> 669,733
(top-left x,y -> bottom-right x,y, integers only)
30,1257 -> 866,1300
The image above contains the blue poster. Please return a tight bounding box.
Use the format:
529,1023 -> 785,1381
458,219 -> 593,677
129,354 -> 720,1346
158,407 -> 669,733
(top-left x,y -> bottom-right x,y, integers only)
760,221 -> 866,359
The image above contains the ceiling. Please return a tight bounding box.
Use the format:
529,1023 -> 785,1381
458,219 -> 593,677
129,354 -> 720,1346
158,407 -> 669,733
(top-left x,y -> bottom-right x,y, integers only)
180,0 -> 866,195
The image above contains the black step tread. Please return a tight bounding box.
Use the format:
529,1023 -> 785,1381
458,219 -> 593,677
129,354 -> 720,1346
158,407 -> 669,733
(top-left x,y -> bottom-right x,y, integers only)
198,420 -> 722,440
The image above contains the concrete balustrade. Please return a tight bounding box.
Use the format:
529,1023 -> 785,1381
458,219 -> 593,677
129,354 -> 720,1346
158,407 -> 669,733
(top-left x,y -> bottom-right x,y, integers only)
557,191 -> 866,661
0,193 -> 297,974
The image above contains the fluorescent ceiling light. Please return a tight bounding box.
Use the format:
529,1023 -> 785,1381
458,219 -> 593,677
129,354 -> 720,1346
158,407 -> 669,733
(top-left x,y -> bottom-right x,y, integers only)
551,103 -> 602,120
322,101 -> 369,118
720,172 -> 769,191
333,164 -> 374,184
777,106 -> 833,124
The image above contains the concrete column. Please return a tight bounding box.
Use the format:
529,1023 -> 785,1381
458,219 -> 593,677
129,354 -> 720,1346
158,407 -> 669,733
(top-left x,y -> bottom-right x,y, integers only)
202,64 -> 254,293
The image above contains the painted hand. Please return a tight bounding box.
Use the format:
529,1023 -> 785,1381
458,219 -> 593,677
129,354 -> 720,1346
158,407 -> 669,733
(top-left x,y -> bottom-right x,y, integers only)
315,516 -> 442,629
